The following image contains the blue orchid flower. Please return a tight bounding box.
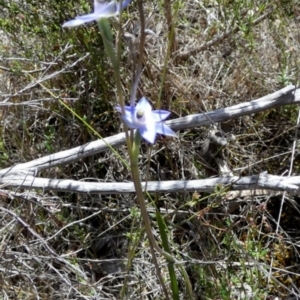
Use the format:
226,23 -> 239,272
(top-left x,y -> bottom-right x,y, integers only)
116,97 -> 177,144
62,0 -> 132,28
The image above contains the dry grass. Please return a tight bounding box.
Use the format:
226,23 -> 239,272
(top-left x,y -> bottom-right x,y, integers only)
0,0 -> 300,299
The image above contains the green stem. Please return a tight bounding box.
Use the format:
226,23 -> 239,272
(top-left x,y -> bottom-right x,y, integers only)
131,131 -> 192,299
97,19 -> 126,113
97,19 -> 131,154
131,132 -> 176,261
97,14 -> 193,300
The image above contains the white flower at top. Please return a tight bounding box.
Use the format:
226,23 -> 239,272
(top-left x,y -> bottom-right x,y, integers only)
62,0 -> 132,28
116,97 -> 177,144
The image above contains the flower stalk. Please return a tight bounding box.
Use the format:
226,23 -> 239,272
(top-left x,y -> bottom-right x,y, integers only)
61,1 -> 193,298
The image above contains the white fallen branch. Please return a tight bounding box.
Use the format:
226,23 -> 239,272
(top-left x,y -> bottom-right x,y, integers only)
0,85 -> 297,177
1,173 -> 299,194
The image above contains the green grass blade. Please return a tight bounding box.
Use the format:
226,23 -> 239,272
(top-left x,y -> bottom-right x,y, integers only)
156,208 -> 179,300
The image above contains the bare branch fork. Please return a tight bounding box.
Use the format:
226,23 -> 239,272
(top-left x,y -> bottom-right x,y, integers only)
0,85 -> 299,194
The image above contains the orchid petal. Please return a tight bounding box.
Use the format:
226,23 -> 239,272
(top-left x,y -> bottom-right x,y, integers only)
136,97 -> 152,114
139,122 -> 157,144
115,105 -> 122,113
116,105 -> 136,127
152,110 -> 170,122
63,0 -> 131,28
95,0 -> 119,17
121,114 -> 135,127
94,1 -> 109,13
116,0 -> 132,12
74,12 -> 99,20
155,123 -> 177,137
62,17 -> 94,27
116,96 -> 177,144
115,105 -> 132,113
121,0 -> 132,9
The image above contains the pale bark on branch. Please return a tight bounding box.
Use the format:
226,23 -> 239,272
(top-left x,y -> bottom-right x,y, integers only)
0,85 -> 297,178
0,85 -> 299,196
1,173 -> 299,195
